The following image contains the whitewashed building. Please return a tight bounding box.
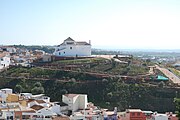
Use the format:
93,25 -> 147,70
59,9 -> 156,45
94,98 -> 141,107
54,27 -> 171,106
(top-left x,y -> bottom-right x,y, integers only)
62,94 -> 88,113
0,46 -> 16,54
53,37 -> 91,57
152,113 -> 168,120
0,53 -> 11,70
0,88 -> 13,103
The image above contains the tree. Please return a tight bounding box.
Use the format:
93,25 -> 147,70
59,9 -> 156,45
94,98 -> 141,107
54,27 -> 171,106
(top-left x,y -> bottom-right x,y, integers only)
15,84 -> 23,93
146,59 -> 151,63
61,89 -> 68,94
107,92 -> 113,98
34,82 -> 42,87
127,60 -> 131,66
174,98 -> 180,119
111,58 -> 116,68
31,82 -> 44,94
31,87 -> 44,94
102,79 -> 108,83
71,78 -> 76,82
142,63 -> 147,66
158,81 -> 165,88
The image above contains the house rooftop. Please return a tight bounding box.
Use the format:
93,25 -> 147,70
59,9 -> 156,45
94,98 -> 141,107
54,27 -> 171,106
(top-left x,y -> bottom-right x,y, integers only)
32,94 -> 45,98
143,111 -> 153,114
58,37 -> 91,46
30,105 -> 44,111
36,100 -> 46,104
76,42 -> 90,45
26,99 -> 35,103
153,113 -> 168,116
64,94 -> 78,98
53,116 -> 70,120
59,102 -> 68,106
0,53 -> 6,58
20,93 -> 32,96
1,88 -> 12,91
64,37 -> 75,41
126,109 -> 142,112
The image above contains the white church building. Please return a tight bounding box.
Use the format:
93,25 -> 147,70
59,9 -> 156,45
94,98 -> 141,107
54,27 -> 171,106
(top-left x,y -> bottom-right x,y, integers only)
53,37 -> 91,57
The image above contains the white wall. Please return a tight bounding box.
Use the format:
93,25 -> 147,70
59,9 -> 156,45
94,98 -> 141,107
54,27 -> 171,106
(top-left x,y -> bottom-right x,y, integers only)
54,44 -> 91,57
0,56 -> 10,70
37,108 -> 57,117
1,111 -> 14,120
40,103 -> 50,107
20,93 -> 32,99
152,114 -> 168,120
6,47 -> 16,53
41,96 -> 50,103
62,95 -> 73,111
70,113 -> 102,120
50,104 -> 61,114
72,95 -> 79,112
28,101 -> 38,108
62,94 -> 88,113
1,88 -> 13,103
60,106 -> 69,113
79,95 -> 88,110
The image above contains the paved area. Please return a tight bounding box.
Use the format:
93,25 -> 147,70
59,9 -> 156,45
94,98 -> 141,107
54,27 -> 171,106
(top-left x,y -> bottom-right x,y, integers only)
155,65 -> 180,84
92,55 -> 115,59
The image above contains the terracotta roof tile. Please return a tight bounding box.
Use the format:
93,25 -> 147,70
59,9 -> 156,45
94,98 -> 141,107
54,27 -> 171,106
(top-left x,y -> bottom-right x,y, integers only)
30,105 -> 44,111
36,100 -> 46,104
53,116 -> 70,120
27,99 -> 35,103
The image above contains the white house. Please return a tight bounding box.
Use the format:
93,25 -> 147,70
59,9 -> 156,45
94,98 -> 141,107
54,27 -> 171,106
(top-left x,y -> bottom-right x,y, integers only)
0,102 -> 20,120
0,110 -> 14,120
59,102 -> 69,115
70,110 -> 103,120
62,94 -> 88,113
49,102 -> 61,115
53,37 -> 91,57
0,46 -> 16,54
152,113 -> 168,120
0,53 -> 11,70
0,88 -> 13,103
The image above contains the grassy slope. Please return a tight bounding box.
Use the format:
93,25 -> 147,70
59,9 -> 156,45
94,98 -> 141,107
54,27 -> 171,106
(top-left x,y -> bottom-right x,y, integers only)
1,58 -> 179,112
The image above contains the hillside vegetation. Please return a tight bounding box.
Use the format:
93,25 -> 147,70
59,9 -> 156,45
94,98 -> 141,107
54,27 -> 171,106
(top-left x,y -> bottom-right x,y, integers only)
0,57 -> 179,112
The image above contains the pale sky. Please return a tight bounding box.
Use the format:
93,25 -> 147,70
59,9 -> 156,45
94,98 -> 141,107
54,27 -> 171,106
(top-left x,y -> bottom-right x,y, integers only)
0,0 -> 180,49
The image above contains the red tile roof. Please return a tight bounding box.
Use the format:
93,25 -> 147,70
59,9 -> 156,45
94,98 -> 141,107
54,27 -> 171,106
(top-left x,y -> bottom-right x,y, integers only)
30,105 -> 44,111
27,99 -> 35,103
53,116 -> 70,120
36,100 -> 46,104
